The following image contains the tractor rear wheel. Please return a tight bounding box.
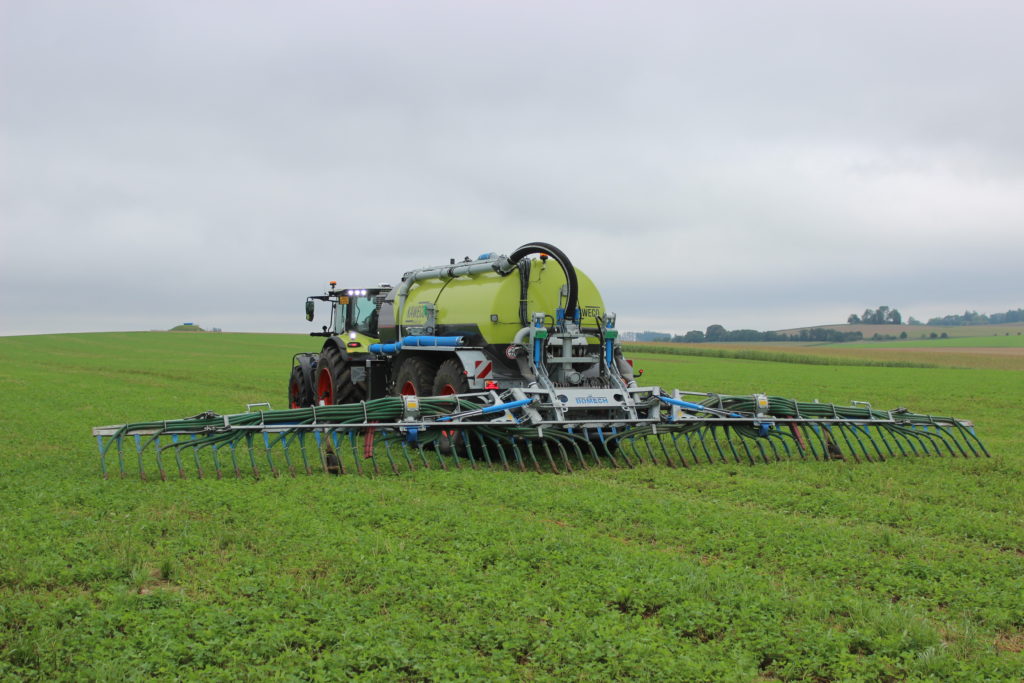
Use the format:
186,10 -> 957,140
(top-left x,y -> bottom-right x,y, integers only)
432,358 -> 469,396
288,354 -> 317,408
315,345 -> 365,405
432,358 -> 470,457
393,356 -> 437,397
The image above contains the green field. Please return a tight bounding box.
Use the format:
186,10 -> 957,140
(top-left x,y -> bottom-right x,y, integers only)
2,332 -> 1023,680
845,335 -> 1024,349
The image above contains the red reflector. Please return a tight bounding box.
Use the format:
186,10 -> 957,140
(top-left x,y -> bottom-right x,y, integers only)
626,359 -> 634,367
347,342 -> 361,348
484,380 -> 499,390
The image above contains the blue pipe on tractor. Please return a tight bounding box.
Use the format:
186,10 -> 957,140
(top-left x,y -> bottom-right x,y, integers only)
436,397 -> 535,422
369,336 -> 464,355
658,395 -> 742,418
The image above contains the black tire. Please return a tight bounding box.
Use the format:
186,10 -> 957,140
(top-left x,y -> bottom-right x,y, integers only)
432,358 -> 471,457
392,355 -> 438,397
432,358 -> 469,396
288,354 -> 317,408
315,344 -> 365,405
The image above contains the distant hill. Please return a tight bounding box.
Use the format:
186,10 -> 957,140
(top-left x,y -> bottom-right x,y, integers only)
169,323 -> 205,332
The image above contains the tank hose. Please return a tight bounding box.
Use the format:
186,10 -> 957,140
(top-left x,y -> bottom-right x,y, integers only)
517,257 -> 532,327
506,242 -> 579,324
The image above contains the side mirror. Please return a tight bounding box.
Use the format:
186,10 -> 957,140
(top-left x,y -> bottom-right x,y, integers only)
305,300 -> 315,321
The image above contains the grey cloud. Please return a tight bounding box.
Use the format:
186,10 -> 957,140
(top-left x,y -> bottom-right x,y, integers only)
2,1 -> 1022,336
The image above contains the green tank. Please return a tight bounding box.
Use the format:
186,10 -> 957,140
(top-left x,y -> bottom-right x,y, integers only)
393,255 -> 606,346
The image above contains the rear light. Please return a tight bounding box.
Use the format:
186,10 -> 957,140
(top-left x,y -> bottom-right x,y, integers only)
484,380 -> 499,390
347,342 -> 361,348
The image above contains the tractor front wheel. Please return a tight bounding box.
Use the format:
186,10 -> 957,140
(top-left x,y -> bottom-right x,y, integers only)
315,345 -> 364,405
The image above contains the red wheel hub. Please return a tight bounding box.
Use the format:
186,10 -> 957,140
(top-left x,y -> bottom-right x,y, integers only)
317,368 -> 334,405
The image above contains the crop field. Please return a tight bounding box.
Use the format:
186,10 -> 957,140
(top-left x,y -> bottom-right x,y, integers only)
630,337 -> 1024,372
1,332 -> 1023,680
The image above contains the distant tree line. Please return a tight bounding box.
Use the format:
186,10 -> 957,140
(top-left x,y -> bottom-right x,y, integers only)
669,325 -> 862,344
926,308 -> 1024,326
847,306 -> 902,325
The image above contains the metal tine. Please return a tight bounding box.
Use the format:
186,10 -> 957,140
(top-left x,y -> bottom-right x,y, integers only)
669,432 -> 692,468
611,428 -> 635,468
653,432 -> 675,468
415,440 -> 431,470
580,429 -> 603,468
733,431 -> 756,465
346,431 -> 363,476
280,433 -> 296,476
190,434 -> 205,479
554,439 -> 574,472
749,435 -> 770,464
822,424 -> 857,463
639,430 -> 659,466
116,435 -> 126,478
132,434 -> 147,481
311,432 -> 325,473
709,427 -> 731,463
508,438 -> 530,472
261,432 -> 278,477
245,433 -> 259,478
379,434 -> 400,475
846,422 -> 878,461
766,432 -> 792,461
331,430 -> 347,474
955,422 -> 990,457
467,431 -> 493,470
561,435 -> 587,470
787,425 -> 812,460
395,437 -> 415,471
154,435 -> 168,480
297,432 -> 313,475
97,435 -> 109,479
595,428 -> 620,468
721,428 -> 747,465
928,421 -> 969,457
490,434 -> 515,471
866,424 -> 896,459
210,444 -> 223,479
433,435 -> 450,471
537,439 -> 560,473
886,424 -> 912,457
550,437 -> 571,473
368,432 -> 385,475
545,438 -> 572,473
457,431 -> 475,470
809,423 -> 834,461
834,423 -> 868,462
905,426 -> 939,456
524,440 -> 546,473
688,430 -> 713,465
846,422 -> 882,462
227,441 -> 240,478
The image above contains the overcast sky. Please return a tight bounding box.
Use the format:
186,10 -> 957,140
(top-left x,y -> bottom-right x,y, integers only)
2,1 -> 1021,337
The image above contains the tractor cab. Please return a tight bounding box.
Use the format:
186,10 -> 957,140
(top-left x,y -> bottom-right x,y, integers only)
306,284 -> 390,342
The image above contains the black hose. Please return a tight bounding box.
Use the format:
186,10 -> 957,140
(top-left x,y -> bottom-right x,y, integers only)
507,242 -> 579,322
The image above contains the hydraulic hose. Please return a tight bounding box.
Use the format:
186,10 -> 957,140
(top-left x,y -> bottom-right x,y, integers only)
503,242 -> 579,323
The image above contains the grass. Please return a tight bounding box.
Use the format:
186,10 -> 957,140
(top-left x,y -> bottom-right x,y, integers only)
1,332 -> 1022,680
